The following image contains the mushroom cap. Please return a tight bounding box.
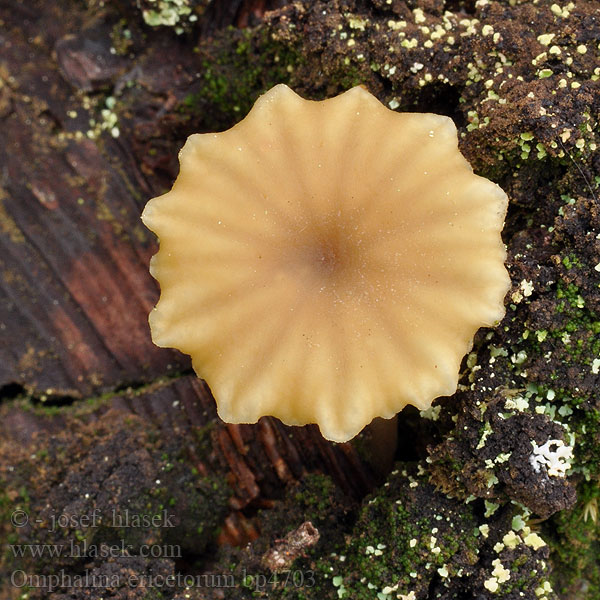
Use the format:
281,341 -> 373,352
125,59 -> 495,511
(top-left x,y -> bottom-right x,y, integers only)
142,84 -> 510,442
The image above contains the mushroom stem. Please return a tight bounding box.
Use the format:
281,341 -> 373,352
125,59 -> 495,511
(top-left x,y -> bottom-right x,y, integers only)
363,415 -> 398,478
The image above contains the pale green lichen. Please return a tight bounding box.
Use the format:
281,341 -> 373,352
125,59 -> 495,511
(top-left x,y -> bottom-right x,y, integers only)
142,0 -> 195,32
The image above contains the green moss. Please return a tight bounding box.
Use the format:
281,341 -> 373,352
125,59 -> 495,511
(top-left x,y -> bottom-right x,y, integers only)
181,26 -> 303,130
193,420 -> 217,454
110,19 -> 133,55
475,140 -> 564,188
0,409 -> 232,584
292,474 -> 338,520
572,407 -> 600,474
552,281 -> 600,362
0,479 -> 33,570
326,63 -> 364,91
561,254 -> 584,270
319,467 -> 480,599
548,480 -> 600,599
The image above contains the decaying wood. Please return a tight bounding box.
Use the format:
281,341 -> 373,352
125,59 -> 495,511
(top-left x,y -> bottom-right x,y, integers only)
0,5 -> 182,397
0,375 -> 376,553
0,0 -> 376,547
2,0 -> 599,598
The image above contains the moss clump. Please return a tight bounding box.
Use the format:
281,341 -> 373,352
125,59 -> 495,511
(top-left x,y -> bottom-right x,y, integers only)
552,280 -> 600,364
547,480 -> 600,599
180,26 -> 303,131
321,466 -> 480,599
0,407 -> 232,595
195,472 -> 352,600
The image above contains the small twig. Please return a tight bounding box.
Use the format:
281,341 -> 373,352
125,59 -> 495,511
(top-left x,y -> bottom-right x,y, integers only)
262,521 -> 320,572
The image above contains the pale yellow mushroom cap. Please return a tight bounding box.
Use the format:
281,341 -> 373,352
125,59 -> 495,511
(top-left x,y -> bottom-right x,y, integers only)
142,84 -> 510,443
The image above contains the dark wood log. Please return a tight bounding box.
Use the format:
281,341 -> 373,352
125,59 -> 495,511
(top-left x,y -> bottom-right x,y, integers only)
0,3 -> 187,398
1,0 -> 598,598
0,4 -> 376,551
